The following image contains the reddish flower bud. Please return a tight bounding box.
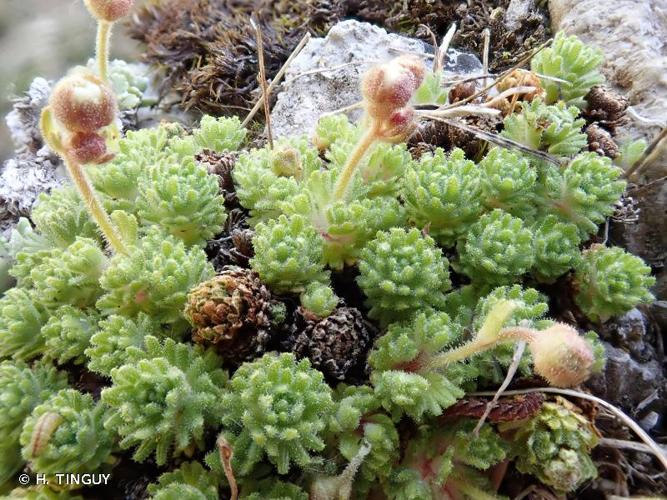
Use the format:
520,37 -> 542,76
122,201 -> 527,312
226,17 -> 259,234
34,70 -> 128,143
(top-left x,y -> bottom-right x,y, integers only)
361,56 -> 426,120
529,323 -> 595,388
68,131 -> 111,164
382,107 -> 416,140
51,70 -> 117,133
83,0 -> 134,22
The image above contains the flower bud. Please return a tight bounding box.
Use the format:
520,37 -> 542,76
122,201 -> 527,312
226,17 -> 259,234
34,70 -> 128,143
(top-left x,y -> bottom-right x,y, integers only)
83,0 -> 134,22
381,107 -> 416,141
361,56 -> 426,120
529,323 -> 595,387
68,131 -> 111,164
271,146 -> 303,179
51,70 -> 117,133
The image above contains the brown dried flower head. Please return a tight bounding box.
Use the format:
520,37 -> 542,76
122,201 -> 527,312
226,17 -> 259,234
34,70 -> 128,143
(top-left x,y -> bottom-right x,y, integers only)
497,69 -> 544,102
184,267 -> 285,363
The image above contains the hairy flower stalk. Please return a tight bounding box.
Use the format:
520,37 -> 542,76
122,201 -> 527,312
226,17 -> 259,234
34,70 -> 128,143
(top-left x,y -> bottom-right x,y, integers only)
40,71 -> 127,254
426,301 -> 596,387
333,56 -> 425,200
84,0 -> 135,80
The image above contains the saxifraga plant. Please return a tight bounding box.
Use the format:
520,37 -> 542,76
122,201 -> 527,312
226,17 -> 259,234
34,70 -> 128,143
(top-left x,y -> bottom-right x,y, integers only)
0,12 -> 658,498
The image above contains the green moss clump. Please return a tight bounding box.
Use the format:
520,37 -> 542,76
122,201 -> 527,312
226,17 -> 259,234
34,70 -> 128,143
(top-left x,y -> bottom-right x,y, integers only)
41,307 -> 99,365
147,461 -> 219,500
97,228 -> 214,327
0,289 -> 50,361
136,156 -> 227,246
500,401 -> 599,491
31,187 -> 99,248
85,313 -> 162,376
0,360 -> 68,485
250,215 -> 329,294
531,32 -> 605,108
368,311 -> 472,421
455,210 -> 535,286
403,148 -> 483,247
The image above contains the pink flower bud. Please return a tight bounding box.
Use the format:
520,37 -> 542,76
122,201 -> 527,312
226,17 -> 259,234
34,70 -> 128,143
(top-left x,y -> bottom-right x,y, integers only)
529,323 -> 595,388
361,56 -> 426,120
51,70 -> 117,133
69,131 -> 111,164
382,107 -> 416,140
83,0 -> 134,22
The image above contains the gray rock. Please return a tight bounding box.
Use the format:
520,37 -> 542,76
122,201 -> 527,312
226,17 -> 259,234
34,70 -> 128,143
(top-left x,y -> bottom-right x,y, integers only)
504,0 -> 537,31
586,340 -> 665,419
548,0 -> 667,176
271,20 -> 482,139
0,77 -> 65,235
610,174 -> 667,299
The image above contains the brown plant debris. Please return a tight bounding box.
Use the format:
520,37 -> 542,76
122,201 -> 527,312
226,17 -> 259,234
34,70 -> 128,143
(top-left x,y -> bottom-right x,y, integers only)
586,123 -> 620,159
584,85 -> 629,132
185,266 -> 283,363
441,393 -> 545,422
128,0 -> 342,114
129,0 -> 549,115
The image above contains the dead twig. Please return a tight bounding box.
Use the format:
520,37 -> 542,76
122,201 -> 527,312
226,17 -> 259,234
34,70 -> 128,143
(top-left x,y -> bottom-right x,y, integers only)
242,32 -> 311,127
481,28 -> 491,95
282,60 -> 378,87
623,127 -> 667,180
421,114 -> 562,166
217,434 -> 238,500
439,39 -> 552,111
473,341 -> 526,435
250,16 -> 273,149
435,23 -> 457,74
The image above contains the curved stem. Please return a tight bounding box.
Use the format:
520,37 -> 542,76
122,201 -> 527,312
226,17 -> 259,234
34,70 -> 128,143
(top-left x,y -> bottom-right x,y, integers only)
333,123 -> 380,200
63,154 -> 128,254
96,21 -> 113,81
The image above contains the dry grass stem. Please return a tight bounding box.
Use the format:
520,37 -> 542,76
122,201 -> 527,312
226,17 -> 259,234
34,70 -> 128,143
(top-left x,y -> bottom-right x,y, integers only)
251,16 -> 274,149
473,341 -> 526,435
422,114 -> 561,165
242,32 -> 311,127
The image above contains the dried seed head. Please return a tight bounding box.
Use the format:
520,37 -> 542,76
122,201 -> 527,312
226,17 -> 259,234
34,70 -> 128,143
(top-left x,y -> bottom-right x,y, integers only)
448,81 -> 477,103
83,0 -> 134,22
362,56 -> 426,121
50,70 -> 117,133
497,69 -> 544,102
69,131 -> 110,164
529,323 -> 595,388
